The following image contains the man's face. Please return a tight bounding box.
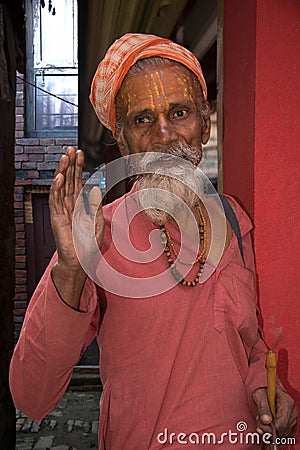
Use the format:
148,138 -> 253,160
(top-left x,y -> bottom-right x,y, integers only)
116,63 -> 210,158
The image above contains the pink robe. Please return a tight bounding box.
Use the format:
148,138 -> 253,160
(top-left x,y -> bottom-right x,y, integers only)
10,192 -> 269,449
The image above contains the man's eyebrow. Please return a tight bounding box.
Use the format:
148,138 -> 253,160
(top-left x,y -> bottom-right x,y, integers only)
128,101 -> 195,117
127,108 -> 154,119
168,101 -> 195,109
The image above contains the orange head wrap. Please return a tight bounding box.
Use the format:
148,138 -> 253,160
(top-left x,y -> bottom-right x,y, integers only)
90,33 -> 207,136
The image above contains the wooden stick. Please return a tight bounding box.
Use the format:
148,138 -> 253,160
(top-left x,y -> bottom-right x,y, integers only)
266,350 -> 277,450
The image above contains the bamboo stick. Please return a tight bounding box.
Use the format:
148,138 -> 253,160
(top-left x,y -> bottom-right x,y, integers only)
266,350 -> 277,450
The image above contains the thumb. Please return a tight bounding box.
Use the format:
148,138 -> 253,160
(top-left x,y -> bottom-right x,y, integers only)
252,388 -> 273,424
89,187 -> 104,248
88,186 -> 102,219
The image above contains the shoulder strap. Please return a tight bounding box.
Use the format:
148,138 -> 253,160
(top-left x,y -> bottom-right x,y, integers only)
219,195 -> 245,263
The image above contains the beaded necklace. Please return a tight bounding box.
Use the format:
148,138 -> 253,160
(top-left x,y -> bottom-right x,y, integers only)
159,205 -> 207,287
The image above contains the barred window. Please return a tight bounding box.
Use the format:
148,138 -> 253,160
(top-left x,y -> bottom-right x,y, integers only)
26,0 -> 78,137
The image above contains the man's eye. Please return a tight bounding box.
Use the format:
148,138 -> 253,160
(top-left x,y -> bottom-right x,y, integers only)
135,116 -> 151,124
173,110 -> 188,119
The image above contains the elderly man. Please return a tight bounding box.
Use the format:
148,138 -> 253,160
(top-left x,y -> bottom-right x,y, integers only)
10,34 -> 297,449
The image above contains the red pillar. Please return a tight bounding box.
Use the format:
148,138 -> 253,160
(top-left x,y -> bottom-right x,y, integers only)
223,0 -> 300,424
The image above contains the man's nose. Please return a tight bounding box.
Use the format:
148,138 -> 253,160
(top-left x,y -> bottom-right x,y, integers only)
152,115 -> 178,147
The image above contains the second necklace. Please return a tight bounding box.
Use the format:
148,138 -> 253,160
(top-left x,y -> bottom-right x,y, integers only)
159,204 -> 207,287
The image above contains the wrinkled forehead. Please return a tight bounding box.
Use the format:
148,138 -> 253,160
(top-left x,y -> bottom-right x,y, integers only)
118,61 -> 198,113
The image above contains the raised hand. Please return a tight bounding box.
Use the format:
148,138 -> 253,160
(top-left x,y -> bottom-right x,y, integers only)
49,147 -> 104,309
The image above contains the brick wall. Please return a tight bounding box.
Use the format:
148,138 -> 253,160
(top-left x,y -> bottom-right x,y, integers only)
13,73 -> 78,338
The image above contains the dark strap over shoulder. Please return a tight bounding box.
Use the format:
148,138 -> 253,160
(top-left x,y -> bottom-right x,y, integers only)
219,195 -> 245,264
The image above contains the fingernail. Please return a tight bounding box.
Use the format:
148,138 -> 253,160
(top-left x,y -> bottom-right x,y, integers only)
256,427 -> 263,435
55,173 -> 63,181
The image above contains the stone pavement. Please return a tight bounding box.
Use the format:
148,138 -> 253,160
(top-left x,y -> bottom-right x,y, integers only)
16,390 -> 101,450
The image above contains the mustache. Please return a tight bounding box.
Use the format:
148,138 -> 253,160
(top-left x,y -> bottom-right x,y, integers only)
159,141 -> 200,157
129,143 -> 202,176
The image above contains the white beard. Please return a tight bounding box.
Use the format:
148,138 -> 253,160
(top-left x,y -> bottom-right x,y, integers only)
133,143 -> 204,225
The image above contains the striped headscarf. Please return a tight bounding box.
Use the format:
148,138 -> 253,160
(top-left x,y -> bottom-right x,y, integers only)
90,33 -> 207,136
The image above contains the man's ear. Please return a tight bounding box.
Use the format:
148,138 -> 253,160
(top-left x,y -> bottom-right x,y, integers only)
201,115 -> 211,145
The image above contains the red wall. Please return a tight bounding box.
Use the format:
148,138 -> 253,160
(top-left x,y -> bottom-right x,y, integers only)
223,0 -> 300,435
223,0 -> 256,216
254,0 -> 300,406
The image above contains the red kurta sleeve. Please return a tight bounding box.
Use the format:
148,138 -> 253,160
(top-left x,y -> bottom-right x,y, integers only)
9,252 -> 100,420
238,228 -> 270,415
225,199 -> 284,418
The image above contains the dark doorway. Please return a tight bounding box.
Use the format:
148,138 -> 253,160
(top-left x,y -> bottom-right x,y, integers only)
33,194 -> 56,286
26,193 -> 99,366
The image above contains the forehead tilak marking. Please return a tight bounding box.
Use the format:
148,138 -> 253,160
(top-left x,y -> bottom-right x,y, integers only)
155,71 -> 169,110
123,66 -> 195,117
174,73 -> 194,101
124,91 -> 137,114
150,73 -> 160,99
143,71 -> 169,111
150,72 -> 164,109
144,73 -> 155,111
